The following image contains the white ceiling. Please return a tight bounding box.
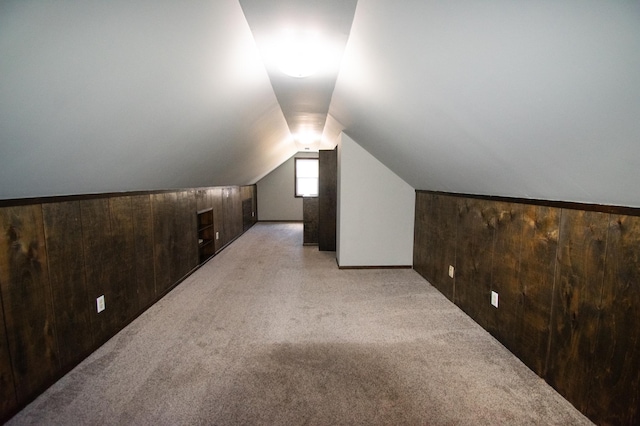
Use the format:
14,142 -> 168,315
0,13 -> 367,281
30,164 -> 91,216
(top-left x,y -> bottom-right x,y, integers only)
1,1 -> 640,207
239,0 -> 356,149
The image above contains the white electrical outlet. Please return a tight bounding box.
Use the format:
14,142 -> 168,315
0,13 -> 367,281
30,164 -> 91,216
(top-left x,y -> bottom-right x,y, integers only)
216,231 -> 219,240
491,291 -> 499,308
96,295 -> 105,313
448,265 -> 455,278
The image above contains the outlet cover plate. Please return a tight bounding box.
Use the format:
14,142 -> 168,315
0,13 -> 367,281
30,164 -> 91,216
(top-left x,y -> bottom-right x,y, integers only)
97,295 -> 105,313
448,265 -> 455,278
491,291 -> 499,308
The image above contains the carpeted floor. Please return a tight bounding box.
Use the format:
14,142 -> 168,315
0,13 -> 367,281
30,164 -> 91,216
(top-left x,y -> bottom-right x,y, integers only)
8,223 -> 592,425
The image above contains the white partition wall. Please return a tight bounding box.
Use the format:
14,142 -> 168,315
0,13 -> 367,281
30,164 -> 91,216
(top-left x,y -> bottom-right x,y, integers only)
336,133 -> 415,267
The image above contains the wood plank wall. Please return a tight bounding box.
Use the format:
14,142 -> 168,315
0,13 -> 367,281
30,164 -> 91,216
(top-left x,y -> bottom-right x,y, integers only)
0,185 -> 256,422
414,191 -> 640,425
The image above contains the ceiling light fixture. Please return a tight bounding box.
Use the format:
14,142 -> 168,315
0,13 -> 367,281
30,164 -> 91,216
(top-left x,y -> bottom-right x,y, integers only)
277,29 -> 324,78
294,130 -> 320,145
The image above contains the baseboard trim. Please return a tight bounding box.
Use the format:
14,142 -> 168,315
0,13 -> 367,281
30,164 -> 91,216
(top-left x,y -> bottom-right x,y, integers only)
336,262 -> 412,270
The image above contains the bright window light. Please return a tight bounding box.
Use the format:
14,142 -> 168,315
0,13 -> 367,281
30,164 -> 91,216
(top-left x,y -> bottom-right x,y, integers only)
295,158 -> 319,197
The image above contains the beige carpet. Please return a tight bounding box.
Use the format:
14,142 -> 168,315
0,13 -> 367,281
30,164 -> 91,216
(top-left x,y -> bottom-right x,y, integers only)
8,223 -> 592,425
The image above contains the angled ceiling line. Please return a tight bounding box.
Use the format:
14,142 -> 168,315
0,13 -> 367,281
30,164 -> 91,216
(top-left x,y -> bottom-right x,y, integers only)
239,0 -> 358,151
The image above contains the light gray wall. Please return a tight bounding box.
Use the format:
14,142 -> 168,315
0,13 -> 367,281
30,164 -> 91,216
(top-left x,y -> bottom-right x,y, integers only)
257,151 -> 317,221
336,133 -> 415,267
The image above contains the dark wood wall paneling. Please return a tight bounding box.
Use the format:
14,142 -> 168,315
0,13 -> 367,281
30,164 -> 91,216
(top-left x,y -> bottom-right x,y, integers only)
131,195 -> 156,310
241,185 -> 257,233
303,197 -> 319,245
318,148 -> 337,251
42,201 -> 93,370
0,206 -> 58,406
212,187 -> 225,253
413,191 -> 640,425
0,185 -> 251,423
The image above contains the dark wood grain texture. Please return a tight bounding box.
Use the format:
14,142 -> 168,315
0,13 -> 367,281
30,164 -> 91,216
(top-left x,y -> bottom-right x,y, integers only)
515,205 -> 559,376
80,198 -> 128,344
546,209 -> 609,414
242,198 -> 253,234
412,192 -> 432,283
241,185 -> 255,233
430,194 -> 458,301
173,190 -> 197,283
222,188 -> 234,247
0,300 -> 17,417
230,187 -> 243,241
108,197 -> 138,324
196,189 -> 212,213
414,190 -> 640,424
318,149 -> 337,251
131,195 -> 156,310
0,185 -> 253,422
222,186 -> 243,245
455,199 -> 496,330
42,201 -> 93,370
151,192 -> 174,293
303,197 -> 319,245
489,202 -> 523,346
212,188 -> 225,253
587,214 -> 640,424
417,189 -> 640,217
0,205 -> 59,403
152,191 -> 197,290
198,209 -> 215,264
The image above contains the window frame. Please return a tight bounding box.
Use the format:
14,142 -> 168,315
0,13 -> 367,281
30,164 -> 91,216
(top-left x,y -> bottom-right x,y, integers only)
294,157 -> 319,198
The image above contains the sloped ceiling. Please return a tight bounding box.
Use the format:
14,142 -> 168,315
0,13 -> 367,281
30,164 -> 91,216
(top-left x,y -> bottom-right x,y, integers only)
331,0 -> 640,207
2,1 -> 640,207
0,0 -> 294,199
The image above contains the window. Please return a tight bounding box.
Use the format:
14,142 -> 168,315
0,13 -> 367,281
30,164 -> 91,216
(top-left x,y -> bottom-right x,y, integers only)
295,158 -> 318,197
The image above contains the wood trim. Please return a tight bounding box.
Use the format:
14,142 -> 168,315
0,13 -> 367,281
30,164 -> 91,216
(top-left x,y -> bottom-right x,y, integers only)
337,263 -> 413,270
258,220 -> 303,223
0,186 -> 239,208
416,190 -> 640,217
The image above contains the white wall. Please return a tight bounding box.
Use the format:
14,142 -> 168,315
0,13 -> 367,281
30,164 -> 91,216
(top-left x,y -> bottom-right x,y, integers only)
336,133 -> 415,267
257,151 -> 317,221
